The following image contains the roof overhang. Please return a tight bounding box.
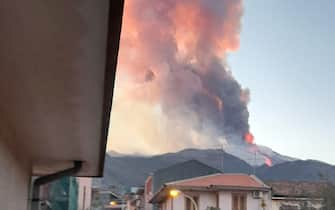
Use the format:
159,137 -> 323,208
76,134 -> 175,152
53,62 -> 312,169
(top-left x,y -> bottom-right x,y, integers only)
0,0 -> 124,176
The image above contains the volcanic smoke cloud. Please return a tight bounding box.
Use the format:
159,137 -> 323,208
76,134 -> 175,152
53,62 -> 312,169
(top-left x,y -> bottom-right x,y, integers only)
109,0 -> 254,156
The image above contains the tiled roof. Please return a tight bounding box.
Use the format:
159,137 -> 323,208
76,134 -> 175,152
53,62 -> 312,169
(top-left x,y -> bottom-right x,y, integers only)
167,173 -> 269,189
150,173 -> 270,203
152,160 -> 221,193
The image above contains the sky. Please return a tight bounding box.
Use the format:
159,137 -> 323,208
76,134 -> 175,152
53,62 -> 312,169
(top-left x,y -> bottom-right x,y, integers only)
108,0 -> 335,165
228,0 -> 335,164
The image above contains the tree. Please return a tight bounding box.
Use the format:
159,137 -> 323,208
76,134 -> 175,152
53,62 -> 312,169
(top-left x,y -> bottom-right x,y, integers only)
318,173 -> 335,210
321,182 -> 335,210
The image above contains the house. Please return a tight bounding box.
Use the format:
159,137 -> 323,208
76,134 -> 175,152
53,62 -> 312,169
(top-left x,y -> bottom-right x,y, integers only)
91,187 -> 124,210
145,160 -> 222,210
0,1 -> 124,209
150,173 -> 271,210
126,187 -> 145,210
267,181 -> 325,210
152,160 -> 222,194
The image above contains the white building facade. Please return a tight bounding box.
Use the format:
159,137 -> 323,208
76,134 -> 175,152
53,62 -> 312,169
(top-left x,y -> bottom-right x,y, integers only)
161,190 -> 272,210
151,174 -> 272,210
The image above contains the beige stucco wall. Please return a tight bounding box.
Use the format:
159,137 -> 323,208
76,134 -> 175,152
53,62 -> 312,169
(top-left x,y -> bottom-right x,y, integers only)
168,194 -> 184,210
219,191 -> 232,210
220,191 -> 272,210
247,191 -> 272,210
163,190 -> 272,210
199,192 -> 217,210
0,140 -> 31,210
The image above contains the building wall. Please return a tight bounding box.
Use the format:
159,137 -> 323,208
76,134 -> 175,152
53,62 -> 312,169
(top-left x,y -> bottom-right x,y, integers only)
220,191 -> 272,210
169,195 -> 184,210
271,200 -> 283,210
166,197 -> 172,210
271,199 -> 324,210
219,191 -> 232,210
166,191 -> 223,210
77,177 -> 92,210
246,192 -> 272,210
0,140 -> 31,210
162,190 -> 272,210
145,176 -> 153,210
199,192 -> 217,210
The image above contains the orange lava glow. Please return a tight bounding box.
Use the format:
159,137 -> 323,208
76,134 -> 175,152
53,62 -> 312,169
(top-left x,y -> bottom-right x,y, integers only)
264,157 -> 273,167
244,132 -> 254,144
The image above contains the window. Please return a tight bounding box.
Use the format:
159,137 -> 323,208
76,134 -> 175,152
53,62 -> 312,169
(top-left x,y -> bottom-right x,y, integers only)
232,194 -> 246,210
185,196 -> 199,210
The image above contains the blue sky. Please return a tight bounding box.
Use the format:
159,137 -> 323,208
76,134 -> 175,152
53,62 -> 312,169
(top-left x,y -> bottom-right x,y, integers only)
228,0 -> 335,164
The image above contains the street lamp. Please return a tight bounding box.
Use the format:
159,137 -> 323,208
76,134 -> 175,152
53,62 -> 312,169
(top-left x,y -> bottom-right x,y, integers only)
169,189 -> 198,210
169,189 -> 180,197
110,201 -> 117,206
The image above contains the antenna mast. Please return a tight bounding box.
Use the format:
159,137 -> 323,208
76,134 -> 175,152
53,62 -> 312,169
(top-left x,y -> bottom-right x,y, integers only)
253,150 -> 257,175
221,144 -> 224,172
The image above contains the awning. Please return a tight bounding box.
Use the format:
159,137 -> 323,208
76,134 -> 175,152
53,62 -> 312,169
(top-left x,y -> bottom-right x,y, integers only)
0,0 -> 124,176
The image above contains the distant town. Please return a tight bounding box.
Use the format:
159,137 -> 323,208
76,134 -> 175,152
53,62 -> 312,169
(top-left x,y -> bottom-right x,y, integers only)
36,149 -> 334,210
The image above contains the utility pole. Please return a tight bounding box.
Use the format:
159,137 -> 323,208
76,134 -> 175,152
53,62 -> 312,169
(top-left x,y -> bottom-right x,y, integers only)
253,150 -> 257,175
219,139 -> 228,172
221,144 -> 224,172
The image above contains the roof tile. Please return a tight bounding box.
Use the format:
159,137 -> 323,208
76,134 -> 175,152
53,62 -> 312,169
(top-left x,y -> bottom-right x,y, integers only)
167,173 -> 267,189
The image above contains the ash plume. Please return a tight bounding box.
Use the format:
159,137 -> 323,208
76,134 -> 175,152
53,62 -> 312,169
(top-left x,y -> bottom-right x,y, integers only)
109,0 -> 255,155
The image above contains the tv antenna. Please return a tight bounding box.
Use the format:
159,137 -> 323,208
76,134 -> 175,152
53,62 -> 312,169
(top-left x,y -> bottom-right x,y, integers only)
218,137 -> 228,172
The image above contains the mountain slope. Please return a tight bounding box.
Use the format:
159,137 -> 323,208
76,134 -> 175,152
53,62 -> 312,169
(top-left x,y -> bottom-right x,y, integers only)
224,144 -> 296,166
94,149 -> 335,192
94,148 -> 253,190
256,159 -> 335,183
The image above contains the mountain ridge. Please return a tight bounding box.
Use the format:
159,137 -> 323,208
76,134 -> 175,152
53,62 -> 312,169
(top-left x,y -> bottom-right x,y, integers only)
95,148 -> 335,192
108,144 -> 297,166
